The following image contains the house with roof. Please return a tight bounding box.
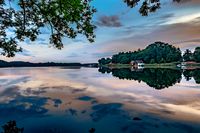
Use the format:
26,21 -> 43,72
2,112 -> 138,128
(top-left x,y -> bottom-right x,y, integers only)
130,60 -> 144,68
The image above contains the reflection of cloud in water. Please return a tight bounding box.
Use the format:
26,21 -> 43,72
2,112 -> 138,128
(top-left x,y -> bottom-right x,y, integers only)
71,88 -> 87,94
24,87 -> 47,95
0,86 -> 21,102
0,76 -> 30,87
53,99 -> 62,107
9,67 -> 200,123
0,96 -> 49,120
163,104 -> 200,116
77,96 -> 95,101
90,103 -> 128,122
0,85 -> 63,121
0,67 -> 200,132
66,108 -> 78,116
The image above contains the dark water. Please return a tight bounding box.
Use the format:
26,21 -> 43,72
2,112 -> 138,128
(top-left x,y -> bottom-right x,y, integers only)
0,67 -> 200,133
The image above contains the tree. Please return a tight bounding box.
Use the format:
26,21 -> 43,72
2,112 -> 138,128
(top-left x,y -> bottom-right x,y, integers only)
183,49 -> 193,62
0,0 -> 96,57
183,69 -> 200,84
123,0 -> 181,16
2,120 -> 24,133
0,0 -> 183,57
104,42 -> 182,65
98,57 -> 111,65
98,58 -> 106,65
142,42 -> 182,63
193,47 -> 200,62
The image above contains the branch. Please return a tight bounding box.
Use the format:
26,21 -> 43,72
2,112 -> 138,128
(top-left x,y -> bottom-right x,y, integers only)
21,0 -> 26,32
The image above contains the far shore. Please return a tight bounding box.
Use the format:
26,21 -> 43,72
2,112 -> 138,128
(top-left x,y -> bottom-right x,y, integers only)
101,62 -> 200,69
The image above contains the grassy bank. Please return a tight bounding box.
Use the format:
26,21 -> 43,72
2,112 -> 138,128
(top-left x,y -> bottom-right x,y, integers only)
102,62 -> 179,69
144,62 -> 179,68
101,62 -> 200,69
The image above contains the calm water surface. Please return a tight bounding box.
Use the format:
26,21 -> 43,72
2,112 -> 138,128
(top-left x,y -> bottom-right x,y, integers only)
0,67 -> 200,133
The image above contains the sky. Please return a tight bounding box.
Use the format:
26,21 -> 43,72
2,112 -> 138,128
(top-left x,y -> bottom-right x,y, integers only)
1,0 -> 200,63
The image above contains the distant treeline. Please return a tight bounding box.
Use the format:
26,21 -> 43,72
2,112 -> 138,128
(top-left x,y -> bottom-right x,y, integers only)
98,42 -> 200,65
0,60 -> 98,68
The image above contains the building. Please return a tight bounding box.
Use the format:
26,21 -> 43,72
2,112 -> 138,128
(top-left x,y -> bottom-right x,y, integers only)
130,60 -> 144,68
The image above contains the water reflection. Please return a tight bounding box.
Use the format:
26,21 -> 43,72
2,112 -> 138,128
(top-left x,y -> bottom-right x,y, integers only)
0,85 -> 64,121
0,67 -> 200,133
99,67 -> 200,89
183,69 -> 200,84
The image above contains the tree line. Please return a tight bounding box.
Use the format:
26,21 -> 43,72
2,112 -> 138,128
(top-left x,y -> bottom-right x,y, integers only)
0,60 -> 98,67
98,42 -> 200,65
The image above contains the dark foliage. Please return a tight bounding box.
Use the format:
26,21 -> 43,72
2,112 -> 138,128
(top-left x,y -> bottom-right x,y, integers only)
98,58 -> 112,65
0,0 -> 183,57
1,120 -> 24,133
0,0 -> 96,57
123,0 -> 181,16
193,47 -> 200,63
99,67 -> 182,89
99,42 -> 182,65
89,128 -> 95,133
183,69 -> 200,84
182,48 -> 200,62
183,49 -> 194,62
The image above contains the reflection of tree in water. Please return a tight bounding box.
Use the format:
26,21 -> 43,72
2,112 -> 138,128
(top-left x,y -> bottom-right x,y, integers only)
183,69 -> 200,84
2,120 -> 24,133
98,68 -> 182,89
183,70 -> 193,81
98,67 -> 112,74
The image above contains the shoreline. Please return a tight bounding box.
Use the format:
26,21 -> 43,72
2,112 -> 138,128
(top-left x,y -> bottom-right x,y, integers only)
101,62 -> 200,69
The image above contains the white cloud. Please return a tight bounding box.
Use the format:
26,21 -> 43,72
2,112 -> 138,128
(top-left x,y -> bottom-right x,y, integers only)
164,12 -> 200,25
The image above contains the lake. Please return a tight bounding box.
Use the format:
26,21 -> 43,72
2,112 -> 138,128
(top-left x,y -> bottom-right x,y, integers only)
0,67 -> 200,133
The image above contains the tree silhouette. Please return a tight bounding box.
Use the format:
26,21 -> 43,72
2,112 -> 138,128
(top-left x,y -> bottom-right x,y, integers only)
183,69 -> 200,84
0,0 -> 96,57
194,47 -> 200,63
1,120 -> 24,133
183,49 -> 193,62
0,0 -> 183,57
89,128 -> 96,133
123,0 -> 181,16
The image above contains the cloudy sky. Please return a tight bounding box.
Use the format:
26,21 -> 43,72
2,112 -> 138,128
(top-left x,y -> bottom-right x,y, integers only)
1,0 -> 200,63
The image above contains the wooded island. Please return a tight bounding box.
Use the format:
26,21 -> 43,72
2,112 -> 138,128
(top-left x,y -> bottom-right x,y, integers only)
98,42 -> 200,68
